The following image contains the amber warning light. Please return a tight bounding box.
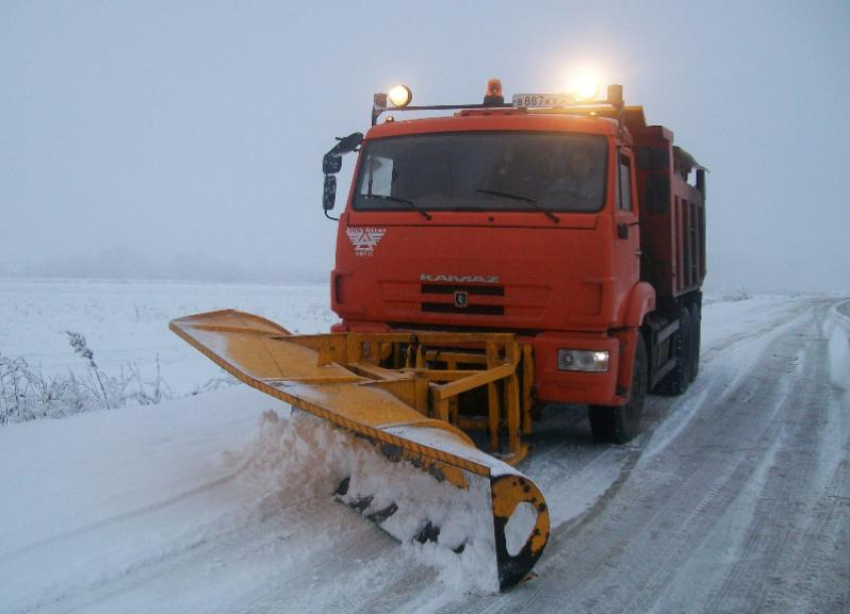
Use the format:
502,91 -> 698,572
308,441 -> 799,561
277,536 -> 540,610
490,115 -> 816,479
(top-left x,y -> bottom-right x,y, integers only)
483,78 -> 504,105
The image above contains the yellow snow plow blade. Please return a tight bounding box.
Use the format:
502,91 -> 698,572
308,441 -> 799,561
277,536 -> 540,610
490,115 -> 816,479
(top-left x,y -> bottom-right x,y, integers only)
170,309 -> 549,589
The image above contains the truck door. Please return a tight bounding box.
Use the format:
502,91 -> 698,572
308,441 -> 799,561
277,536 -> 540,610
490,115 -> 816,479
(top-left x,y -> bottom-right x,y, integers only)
613,150 -> 641,293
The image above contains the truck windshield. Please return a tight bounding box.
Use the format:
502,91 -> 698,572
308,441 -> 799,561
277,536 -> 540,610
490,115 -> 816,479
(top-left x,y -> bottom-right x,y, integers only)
353,132 -> 607,214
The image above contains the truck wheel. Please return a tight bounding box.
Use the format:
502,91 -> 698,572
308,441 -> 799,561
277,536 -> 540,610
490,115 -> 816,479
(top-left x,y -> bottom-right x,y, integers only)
589,335 -> 647,444
688,303 -> 701,382
655,309 -> 690,396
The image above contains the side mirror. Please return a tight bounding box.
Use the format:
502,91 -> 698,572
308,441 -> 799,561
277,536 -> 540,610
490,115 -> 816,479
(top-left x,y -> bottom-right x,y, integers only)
323,153 -> 342,174
321,132 -> 363,217
323,175 -> 337,211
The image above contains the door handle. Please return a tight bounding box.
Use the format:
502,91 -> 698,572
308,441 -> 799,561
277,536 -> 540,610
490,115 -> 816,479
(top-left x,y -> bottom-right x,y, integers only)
617,221 -> 640,239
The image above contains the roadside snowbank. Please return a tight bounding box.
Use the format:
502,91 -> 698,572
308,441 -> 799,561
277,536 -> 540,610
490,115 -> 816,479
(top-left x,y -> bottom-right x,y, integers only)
0,386 -> 274,613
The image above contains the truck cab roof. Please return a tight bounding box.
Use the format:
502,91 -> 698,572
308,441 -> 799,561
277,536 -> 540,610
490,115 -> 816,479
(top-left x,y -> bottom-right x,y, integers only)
366,111 -> 623,141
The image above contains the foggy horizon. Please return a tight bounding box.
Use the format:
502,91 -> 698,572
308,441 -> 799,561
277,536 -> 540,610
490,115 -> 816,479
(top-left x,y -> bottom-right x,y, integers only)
2,0 -> 849,294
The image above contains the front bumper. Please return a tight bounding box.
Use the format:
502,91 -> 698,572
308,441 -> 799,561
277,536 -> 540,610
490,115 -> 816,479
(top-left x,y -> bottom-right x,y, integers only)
335,319 -> 624,407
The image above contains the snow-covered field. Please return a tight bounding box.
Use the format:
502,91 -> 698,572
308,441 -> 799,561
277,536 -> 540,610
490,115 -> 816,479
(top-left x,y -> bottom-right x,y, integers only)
1,280 -> 848,613
0,278 -> 335,399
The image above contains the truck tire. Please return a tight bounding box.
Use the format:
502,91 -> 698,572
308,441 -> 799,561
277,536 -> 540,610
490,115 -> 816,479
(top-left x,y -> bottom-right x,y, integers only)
655,309 -> 690,396
688,303 -> 701,382
589,335 -> 647,444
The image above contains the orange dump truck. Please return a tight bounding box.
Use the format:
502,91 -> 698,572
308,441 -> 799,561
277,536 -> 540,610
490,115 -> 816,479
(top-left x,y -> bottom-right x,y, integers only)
325,80 -> 707,445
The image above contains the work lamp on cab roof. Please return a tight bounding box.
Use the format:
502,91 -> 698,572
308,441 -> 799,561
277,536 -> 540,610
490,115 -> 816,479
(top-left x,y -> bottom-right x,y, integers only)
569,70 -> 602,101
388,84 -> 413,107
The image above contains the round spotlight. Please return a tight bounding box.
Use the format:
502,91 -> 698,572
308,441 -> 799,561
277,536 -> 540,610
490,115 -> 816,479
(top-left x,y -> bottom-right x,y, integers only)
388,84 -> 413,107
572,74 -> 600,101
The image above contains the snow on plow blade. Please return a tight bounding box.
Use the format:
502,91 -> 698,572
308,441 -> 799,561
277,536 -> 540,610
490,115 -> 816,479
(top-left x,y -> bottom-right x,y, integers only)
170,309 -> 549,589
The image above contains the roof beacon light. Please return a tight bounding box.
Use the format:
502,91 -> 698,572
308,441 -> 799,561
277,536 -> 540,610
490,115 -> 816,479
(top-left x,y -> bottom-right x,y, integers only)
388,84 -> 413,107
483,78 -> 504,105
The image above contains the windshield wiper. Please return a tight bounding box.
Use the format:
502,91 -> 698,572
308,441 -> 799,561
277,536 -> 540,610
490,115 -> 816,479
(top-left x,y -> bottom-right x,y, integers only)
476,189 -> 560,224
362,194 -> 432,220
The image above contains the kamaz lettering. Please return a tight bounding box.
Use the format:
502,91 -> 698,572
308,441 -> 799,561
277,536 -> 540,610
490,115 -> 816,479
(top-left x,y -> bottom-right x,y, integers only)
420,274 -> 500,284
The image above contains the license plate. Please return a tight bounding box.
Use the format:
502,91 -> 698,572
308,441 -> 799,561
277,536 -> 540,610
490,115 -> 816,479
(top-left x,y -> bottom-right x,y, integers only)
512,93 -> 574,108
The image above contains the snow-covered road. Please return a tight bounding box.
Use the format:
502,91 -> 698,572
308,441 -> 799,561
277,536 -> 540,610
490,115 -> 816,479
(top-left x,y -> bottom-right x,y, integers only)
1,294 -> 848,613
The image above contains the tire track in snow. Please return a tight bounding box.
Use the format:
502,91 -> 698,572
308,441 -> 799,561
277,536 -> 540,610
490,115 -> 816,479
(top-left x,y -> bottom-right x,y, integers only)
0,459 -> 253,563
11,487 -> 389,614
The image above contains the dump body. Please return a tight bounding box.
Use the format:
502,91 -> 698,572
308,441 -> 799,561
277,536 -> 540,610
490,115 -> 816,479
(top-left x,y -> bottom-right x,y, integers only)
625,109 -> 707,300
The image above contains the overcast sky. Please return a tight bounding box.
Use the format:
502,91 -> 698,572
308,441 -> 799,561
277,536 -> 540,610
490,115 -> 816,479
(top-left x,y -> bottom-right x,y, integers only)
1,0 -> 848,292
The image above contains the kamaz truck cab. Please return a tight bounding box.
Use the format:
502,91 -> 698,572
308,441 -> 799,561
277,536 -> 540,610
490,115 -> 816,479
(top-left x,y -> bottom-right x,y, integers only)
322,80 -> 706,445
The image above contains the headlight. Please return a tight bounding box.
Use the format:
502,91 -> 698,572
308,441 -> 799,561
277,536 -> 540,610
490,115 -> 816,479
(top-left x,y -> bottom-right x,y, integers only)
557,349 -> 610,372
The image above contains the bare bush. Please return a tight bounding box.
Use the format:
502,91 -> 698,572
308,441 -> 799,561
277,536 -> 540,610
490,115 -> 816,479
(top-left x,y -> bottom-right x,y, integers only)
0,354 -> 84,424
0,332 -> 234,426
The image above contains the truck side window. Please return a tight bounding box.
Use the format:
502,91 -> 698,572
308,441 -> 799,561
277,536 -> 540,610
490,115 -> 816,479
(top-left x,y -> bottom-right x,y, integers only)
618,154 -> 632,211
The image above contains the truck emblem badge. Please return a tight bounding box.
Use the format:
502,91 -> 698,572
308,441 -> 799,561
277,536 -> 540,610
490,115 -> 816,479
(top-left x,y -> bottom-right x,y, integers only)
346,227 -> 386,257
454,291 -> 469,308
